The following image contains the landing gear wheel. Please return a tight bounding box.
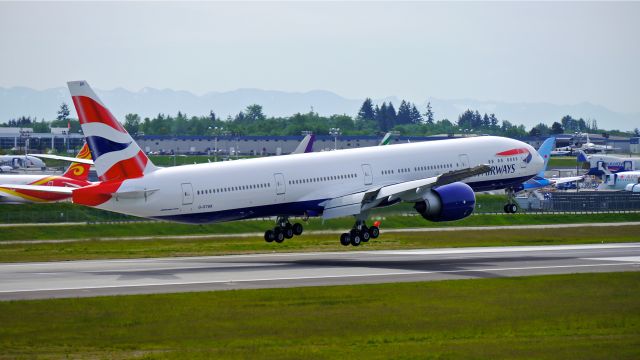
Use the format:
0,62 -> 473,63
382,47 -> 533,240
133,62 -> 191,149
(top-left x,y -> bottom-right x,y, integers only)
264,230 -> 274,243
368,226 -> 380,239
283,226 -> 294,239
292,223 -> 303,236
340,233 -> 351,246
503,204 -> 510,213
350,233 -> 362,246
274,228 -> 285,243
361,230 -> 370,242
509,204 -> 518,213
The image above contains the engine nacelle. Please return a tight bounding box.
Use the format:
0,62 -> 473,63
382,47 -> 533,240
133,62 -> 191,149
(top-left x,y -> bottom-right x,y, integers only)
414,182 -> 476,222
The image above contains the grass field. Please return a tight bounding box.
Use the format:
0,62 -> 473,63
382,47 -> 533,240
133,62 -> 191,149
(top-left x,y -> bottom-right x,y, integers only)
1,212 -> 638,242
0,272 -> 638,359
1,224 -> 638,263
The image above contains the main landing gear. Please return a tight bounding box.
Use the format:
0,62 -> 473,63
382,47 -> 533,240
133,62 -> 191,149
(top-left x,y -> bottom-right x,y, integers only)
264,217 -> 303,243
503,188 -> 518,214
340,220 -> 380,247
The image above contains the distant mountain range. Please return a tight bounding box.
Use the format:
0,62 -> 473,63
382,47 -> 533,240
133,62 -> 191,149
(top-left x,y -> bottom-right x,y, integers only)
1,86 -> 637,131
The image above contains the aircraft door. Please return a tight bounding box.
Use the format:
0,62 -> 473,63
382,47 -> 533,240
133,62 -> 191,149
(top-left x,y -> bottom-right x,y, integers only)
274,173 -> 286,195
605,174 -> 617,186
458,154 -> 469,168
624,160 -> 633,171
181,183 -> 194,205
361,164 -> 373,185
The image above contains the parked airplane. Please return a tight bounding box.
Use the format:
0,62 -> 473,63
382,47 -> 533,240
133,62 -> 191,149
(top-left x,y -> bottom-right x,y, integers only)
291,134 -> 315,154
0,143 -> 92,203
578,151 -> 640,177
0,154 -> 46,172
7,81 -> 544,246
598,171 -> 640,191
509,137 -> 583,211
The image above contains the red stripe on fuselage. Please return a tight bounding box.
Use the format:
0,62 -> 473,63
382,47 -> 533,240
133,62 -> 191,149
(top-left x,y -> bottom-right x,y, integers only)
72,95 -> 126,132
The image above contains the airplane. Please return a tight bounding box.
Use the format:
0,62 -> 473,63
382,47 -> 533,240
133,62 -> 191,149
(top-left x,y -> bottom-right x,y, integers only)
0,143 -> 93,204
509,137 -> 584,210
7,81 -> 544,246
551,133 -> 616,156
0,154 -> 46,172
578,151 -> 640,177
597,170 -> 640,191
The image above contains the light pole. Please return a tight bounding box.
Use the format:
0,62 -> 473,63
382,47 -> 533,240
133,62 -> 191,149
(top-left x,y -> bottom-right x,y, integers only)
329,127 -> 341,150
209,126 -> 224,162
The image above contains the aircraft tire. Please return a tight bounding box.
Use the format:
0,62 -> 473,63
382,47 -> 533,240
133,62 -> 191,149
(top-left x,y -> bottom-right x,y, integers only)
292,223 -> 303,236
284,227 -> 294,239
264,230 -> 275,243
509,204 -> 518,213
361,230 -> 370,242
340,233 -> 350,246
274,228 -> 285,243
369,226 -> 380,239
350,233 -> 362,246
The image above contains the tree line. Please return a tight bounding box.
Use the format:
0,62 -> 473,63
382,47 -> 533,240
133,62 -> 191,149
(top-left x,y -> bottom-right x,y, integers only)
2,100 -> 637,139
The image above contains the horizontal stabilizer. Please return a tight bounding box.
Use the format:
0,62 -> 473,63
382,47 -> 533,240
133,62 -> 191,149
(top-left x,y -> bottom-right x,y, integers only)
0,184 -> 74,194
28,153 -> 94,165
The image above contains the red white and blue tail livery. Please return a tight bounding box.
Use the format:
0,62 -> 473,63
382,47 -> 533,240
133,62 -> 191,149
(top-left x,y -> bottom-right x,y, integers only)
69,81 -> 157,182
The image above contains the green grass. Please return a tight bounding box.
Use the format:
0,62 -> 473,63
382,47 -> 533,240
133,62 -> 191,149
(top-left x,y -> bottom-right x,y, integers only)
548,156 -> 582,168
1,224 -> 638,263
1,212 -> 638,242
1,272 -> 638,359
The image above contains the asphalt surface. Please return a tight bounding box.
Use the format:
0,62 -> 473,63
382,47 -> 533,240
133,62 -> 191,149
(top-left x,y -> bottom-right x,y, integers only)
1,243 -> 639,300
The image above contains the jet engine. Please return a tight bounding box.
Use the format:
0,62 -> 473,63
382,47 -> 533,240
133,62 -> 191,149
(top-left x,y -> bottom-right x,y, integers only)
413,182 -> 475,222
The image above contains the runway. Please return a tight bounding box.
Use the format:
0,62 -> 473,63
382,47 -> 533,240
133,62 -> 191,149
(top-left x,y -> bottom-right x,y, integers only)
1,243 -> 639,300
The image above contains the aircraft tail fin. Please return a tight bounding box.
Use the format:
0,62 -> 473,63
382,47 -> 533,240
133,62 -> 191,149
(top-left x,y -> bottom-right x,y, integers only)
536,137 -> 555,177
292,134 -> 315,154
62,143 -> 92,181
379,132 -> 393,146
67,81 -> 157,182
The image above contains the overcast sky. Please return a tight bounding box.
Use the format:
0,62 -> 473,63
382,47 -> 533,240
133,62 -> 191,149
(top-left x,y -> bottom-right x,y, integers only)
1,1 -> 639,113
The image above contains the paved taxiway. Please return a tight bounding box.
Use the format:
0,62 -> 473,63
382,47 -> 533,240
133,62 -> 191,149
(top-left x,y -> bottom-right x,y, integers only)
1,243 -> 639,300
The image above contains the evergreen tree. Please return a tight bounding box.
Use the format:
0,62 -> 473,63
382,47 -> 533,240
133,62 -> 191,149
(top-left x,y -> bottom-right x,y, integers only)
489,113 -> 499,129
396,100 -> 411,125
424,102 -> 434,125
375,103 -> 387,131
245,104 -> 266,122
124,113 -> 141,135
357,98 -> 375,121
385,102 -> 397,129
57,103 -> 70,122
409,104 -> 423,124
551,122 -> 564,134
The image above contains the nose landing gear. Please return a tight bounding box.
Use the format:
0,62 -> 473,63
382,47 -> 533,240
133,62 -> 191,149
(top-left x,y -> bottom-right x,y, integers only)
503,188 -> 519,214
264,217 -> 304,243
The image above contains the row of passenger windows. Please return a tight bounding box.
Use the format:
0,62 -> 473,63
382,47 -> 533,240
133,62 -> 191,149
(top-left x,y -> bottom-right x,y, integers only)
288,173 -> 357,185
382,163 -> 456,176
197,182 -> 271,195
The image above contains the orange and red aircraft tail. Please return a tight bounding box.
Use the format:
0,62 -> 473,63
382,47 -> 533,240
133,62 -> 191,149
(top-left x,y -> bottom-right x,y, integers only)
62,143 -> 92,181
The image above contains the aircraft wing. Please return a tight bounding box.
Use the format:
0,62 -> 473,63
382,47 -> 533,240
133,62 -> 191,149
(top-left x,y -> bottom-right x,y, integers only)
550,176 -> 584,186
321,164 -> 490,219
27,153 -> 94,165
0,184 -> 74,194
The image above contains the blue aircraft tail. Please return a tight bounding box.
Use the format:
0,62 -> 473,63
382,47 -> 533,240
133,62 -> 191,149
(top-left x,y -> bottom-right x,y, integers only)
536,137 -> 555,177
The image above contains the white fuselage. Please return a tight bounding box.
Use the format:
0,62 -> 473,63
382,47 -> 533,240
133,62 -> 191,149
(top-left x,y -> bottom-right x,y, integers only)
95,136 -> 543,223
598,171 -> 640,191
